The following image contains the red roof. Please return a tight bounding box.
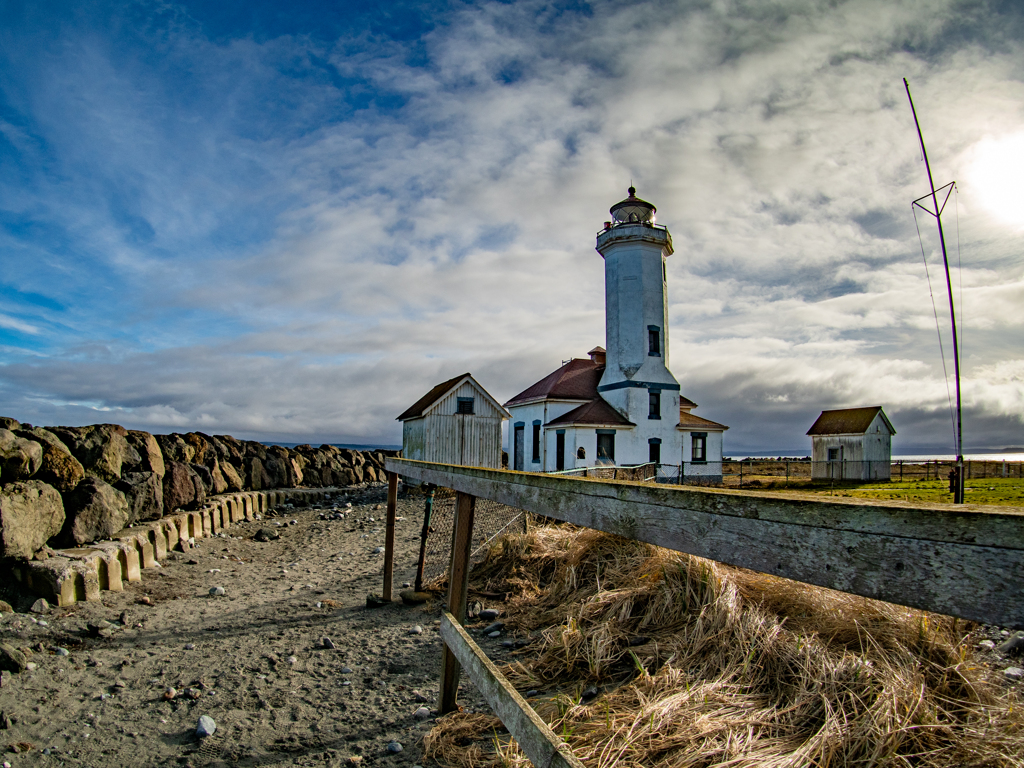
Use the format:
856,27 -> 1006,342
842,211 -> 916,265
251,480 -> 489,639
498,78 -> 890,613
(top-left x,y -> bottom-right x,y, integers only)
396,373 -> 469,421
679,394 -> 698,409
677,410 -> 728,431
545,398 -> 635,427
504,358 -> 603,406
807,406 -> 894,436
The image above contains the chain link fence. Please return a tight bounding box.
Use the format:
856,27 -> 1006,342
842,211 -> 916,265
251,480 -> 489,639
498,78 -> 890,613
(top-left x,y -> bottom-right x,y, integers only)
416,487 -> 529,590
548,462 -> 658,481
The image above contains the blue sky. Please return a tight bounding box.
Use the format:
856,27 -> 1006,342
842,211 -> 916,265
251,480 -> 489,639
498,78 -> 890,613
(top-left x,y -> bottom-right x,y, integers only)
1,0 -> 1022,454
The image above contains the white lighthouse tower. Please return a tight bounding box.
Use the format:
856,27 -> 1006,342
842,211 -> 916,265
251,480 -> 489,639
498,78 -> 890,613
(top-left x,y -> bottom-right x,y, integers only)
596,188 -> 681,427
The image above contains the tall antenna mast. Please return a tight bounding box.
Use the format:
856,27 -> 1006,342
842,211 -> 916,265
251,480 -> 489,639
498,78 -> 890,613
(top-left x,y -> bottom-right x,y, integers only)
904,78 -> 964,504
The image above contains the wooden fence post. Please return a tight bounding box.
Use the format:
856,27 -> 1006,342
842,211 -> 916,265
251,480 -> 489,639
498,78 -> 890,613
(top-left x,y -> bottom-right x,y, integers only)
382,471 -> 399,602
440,491 -> 476,714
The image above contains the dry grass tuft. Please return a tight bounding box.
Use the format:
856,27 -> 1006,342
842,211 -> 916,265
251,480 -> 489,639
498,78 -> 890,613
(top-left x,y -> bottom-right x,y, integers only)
427,525 -> 1024,768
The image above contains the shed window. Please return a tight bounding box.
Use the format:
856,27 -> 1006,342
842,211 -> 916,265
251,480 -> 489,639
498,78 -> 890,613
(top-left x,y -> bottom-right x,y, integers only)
649,390 -> 660,419
828,447 -> 841,461
456,397 -> 474,414
691,432 -> 707,463
532,421 -> 541,463
648,326 -> 661,357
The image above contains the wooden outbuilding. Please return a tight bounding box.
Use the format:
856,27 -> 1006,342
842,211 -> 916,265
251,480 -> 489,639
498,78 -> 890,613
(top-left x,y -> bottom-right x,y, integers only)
398,373 -> 510,469
807,406 -> 896,481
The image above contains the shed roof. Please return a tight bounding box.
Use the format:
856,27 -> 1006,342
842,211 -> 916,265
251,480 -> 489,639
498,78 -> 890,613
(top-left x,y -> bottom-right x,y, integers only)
505,358 -> 604,406
397,373 -> 510,421
545,398 -> 635,428
806,406 -> 895,436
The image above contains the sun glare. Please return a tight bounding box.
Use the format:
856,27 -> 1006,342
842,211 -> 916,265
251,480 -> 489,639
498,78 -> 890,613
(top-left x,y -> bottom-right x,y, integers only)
965,132 -> 1024,231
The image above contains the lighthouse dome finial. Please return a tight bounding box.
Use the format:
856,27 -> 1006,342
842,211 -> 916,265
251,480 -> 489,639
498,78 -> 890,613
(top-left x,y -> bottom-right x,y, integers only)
609,186 -> 655,225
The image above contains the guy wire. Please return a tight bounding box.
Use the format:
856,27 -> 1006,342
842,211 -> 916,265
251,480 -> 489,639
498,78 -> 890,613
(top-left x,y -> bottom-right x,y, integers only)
913,205 -> 957,443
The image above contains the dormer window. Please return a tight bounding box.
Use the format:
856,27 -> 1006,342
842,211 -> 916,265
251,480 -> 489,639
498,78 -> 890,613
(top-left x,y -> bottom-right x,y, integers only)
457,397 -> 474,414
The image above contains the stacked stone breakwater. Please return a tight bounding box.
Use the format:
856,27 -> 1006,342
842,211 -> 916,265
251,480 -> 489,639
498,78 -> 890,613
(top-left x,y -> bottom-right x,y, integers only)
0,416 -> 397,607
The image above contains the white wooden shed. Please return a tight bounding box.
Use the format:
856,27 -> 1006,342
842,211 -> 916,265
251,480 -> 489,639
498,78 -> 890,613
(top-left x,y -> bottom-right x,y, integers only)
398,373 -> 510,469
807,406 -> 896,481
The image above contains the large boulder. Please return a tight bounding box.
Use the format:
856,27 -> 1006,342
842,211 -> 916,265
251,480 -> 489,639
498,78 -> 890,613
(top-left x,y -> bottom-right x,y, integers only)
162,461 -> 206,515
263,455 -> 287,488
0,428 -> 44,483
190,463 -> 214,494
290,457 -> 304,487
219,460 -> 244,492
48,424 -> 131,485
183,433 -> 215,468
243,457 -> 271,491
0,480 -> 65,559
209,460 -> 229,495
15,428 -> 85,492
58,477 -> 130,546
301,465 -> 322,487
211,434 -> 244,464
126,431 -> 165,478
244,441 -> 268,461
333,465 -> 359,486
115,471 -> 164,523
155,434 -> 194,464
0,417 -> 21,430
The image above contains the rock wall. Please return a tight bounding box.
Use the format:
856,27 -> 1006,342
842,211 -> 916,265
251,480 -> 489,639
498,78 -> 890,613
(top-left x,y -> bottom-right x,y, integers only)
0,418 -> 397,559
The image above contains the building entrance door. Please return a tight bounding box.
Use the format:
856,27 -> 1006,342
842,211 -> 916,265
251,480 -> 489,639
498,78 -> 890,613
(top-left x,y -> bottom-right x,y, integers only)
514,425 -> 525,471
556,432 -> 565,471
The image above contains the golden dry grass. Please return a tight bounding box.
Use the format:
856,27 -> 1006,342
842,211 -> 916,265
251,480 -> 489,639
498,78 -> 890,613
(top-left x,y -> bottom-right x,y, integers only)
424,525 -> 1024,768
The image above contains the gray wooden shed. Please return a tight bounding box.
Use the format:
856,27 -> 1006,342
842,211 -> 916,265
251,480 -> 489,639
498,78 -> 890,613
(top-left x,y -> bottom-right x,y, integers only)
398,373 -> 510,469
807,406 -> 896,481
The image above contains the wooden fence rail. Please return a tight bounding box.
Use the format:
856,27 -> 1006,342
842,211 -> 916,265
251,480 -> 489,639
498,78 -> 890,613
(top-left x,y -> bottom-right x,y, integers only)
383,458 -> 1024,758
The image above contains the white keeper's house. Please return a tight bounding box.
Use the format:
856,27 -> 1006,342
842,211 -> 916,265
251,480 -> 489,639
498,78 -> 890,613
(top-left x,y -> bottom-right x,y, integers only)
504,187 -> 727,480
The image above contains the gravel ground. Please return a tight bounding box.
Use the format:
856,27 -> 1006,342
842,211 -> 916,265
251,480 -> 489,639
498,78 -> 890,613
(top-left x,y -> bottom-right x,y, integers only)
0,484 -> 512,768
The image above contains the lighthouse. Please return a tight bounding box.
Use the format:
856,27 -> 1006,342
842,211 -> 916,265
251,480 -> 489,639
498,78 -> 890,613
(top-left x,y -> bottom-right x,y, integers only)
595,187 -> 681,422
503,187 -> 727,480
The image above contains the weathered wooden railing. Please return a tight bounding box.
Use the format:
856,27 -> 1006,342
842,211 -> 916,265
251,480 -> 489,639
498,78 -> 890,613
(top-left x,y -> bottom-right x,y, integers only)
383,458 -> 1024,768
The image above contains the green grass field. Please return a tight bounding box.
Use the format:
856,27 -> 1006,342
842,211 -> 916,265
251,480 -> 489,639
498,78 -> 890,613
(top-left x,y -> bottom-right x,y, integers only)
768,477 -> 1024,506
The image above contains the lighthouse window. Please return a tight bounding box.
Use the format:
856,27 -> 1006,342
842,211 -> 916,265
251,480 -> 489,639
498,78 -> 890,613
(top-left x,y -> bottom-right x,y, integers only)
649,438 -> 661,464
596,431 -> 615,462
649,390 -> 661,419
692,433 -> 707,463
648,326 -> 660,357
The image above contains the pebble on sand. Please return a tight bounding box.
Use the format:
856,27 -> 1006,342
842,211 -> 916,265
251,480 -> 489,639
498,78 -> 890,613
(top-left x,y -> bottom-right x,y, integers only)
1005,667 -> 1024,681
386,741 -> 403,753
196,715 -> 217,738
322,637 -> 336,650
209,586 -> 226,597
30,598 -> 50,614
413,706 -> 431,720
409,625 -> 423,635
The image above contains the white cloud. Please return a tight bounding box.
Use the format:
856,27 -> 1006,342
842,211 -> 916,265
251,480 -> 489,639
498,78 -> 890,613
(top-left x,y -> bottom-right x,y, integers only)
0,0 -> 1021,453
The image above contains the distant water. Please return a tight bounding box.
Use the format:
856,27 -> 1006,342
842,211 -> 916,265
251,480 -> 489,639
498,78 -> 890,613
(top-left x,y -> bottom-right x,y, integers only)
262,442 -> 401,451
893,453 -> 1024,463
732,452 -> 1024,462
